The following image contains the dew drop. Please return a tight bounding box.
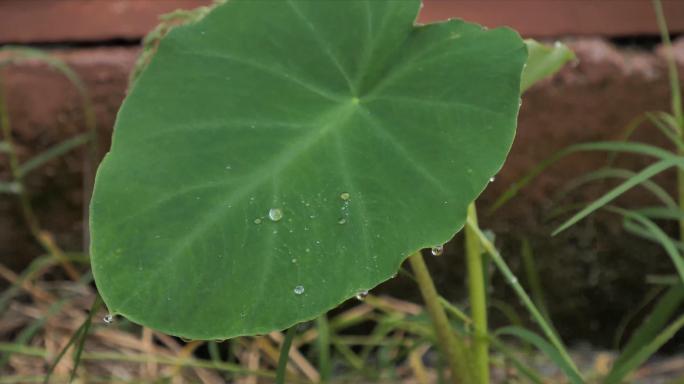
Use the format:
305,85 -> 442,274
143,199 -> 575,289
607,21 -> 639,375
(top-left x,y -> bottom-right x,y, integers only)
291,258 -> 297,263
305,248 -> 310,253
489,177 -> 495,182
355,290 -> 369,301
340,192 -> 351,201
103,314 -> 114,325
254,218 -> 262,224
268,208 -> 283,222
294,285 -> 305,295
431,245 -> 444,256
338,218 -> 347,225
225,165 -> 232,170
509,277 -> 518,284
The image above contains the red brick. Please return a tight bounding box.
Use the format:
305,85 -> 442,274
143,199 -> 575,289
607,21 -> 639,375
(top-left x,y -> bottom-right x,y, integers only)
1,0 -> 684,44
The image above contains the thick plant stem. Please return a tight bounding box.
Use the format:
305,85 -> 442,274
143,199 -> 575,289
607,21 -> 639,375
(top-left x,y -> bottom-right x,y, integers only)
275,326 -> 297,384
409,252 -> 472,383
464,203 -> 489,384
465,218 -> 584,380
653,0 -> 684,241
316,315 -> 331,383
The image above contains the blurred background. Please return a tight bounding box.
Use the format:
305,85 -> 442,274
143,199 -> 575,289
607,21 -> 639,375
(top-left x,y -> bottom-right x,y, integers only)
1,1 -> 683,383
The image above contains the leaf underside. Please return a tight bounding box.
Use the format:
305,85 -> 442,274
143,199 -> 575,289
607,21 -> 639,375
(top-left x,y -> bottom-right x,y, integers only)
90,0 -> 526,339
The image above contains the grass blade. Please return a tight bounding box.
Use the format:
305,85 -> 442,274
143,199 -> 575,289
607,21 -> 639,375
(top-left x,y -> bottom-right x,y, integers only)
623,218 -> 684,253
496,326 -> 583,384
634,206 -> 684,221
18,133 -> 91,177
488,336 -> 545,384
653,0 -> 683,127
465,218 -> 584,383
604,312 -> 684,384
554,167 -> 677,209
43,315 -> 90,383
553,159 -> 682,235
489,141 -> 679,215
609,284 -> 684,373
68,296 -> 101,383
646,112 -> 684,151
610,207 -> 684,283
612,287 -> 664,350
520,238 -> 550,320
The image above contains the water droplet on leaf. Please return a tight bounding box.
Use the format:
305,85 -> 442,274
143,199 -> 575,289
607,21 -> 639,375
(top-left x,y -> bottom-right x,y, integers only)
294,285 -> 305,295
340,192 -> 351,201
355,290 -> 369,300
254,218 -> 262,224
431,245 -> 444,256
103,314 -> 114,325
269,208 -> 283,222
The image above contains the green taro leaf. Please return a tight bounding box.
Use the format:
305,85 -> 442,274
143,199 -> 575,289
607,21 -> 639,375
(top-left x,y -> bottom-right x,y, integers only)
521,39 -> 574,92
90,0 -> 527,339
